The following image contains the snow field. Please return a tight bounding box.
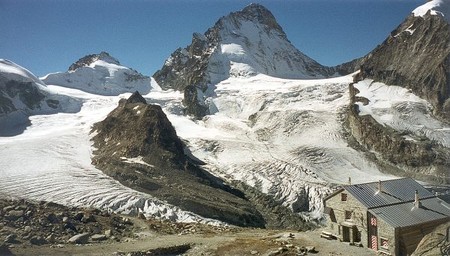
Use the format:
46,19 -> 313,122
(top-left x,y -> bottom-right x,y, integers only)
0,85 -> 224,226
149,74 -> 397,218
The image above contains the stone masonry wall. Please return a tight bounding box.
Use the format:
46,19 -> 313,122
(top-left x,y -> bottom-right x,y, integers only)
324,190 -> 368,247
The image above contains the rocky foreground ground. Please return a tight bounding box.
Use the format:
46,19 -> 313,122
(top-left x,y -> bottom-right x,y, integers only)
0,197 -> 375,256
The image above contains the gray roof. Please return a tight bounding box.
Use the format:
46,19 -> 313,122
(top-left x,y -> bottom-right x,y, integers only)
344,178 -> 435,209
369,197 -> 450,228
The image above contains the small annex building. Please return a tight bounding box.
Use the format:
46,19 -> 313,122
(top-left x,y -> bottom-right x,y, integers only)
323,178 -> 450,255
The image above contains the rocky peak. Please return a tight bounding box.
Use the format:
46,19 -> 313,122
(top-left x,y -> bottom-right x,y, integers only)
68,52 -> 120,71
231,3 -> 285,36
153,4 -> 334,119
126,91 -> 147,104
93,93 -> 184,166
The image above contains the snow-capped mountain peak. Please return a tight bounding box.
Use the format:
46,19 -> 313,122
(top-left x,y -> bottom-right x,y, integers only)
41,52 -> 152,96
226,3 -> 286,38
68,51 -> 120,71
153,4 -> 335,118
413,0 -> 450,23
154,4 -> 334,90
205,3 -> 333,81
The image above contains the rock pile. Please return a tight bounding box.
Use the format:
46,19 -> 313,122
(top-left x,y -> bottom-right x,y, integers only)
0,198 -> 135,249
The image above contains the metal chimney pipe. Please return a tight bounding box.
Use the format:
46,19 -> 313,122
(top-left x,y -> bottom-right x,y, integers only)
414,190 -> 421,208
377,180 -> 382,193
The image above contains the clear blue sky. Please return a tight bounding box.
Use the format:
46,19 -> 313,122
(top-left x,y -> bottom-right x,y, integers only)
1,0 -> 424,77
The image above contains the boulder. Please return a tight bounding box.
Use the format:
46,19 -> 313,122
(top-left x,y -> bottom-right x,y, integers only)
68,233 -> 90,244
5,210 -> 24,221
91,234 -> 107,241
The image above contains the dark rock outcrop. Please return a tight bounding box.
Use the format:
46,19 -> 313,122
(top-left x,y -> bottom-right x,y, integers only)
0,78 -> 46,116
91,92 -> 266,227
358,13 -> 450,119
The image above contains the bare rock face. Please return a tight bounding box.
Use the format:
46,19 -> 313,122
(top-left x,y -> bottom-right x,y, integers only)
0,78 -> 46,116
359,13 -> 450,119
91,92 -> 266,227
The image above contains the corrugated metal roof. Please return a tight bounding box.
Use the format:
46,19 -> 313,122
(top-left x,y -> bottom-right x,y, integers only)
369,197 -> 450,228
344,178 -> 434,209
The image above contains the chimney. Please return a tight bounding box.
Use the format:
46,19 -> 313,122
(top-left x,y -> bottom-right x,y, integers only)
348,177 -> 352,185
377,180 -> 382,194
414,190 -> 421,208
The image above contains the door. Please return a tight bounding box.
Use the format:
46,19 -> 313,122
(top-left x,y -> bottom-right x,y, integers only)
368,212 -> 378,251
342,226 -> 350,242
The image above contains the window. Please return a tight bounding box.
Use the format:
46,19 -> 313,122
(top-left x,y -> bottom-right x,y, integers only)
341,193 -> 348,201
345,210 -> 352,220
380,237 -> 389,249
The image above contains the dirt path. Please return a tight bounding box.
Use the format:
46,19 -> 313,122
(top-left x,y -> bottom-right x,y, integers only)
10,229 -> 374,256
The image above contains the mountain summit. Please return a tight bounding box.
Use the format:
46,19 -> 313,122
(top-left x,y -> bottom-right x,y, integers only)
68,51 -> 121,71
153,4 -> 334,118
41,52 -> 152,96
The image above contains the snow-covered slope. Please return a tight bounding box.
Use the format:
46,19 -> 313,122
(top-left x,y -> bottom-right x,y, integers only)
0,84 -> 223,225
146,74 -> 397,219
42,52 -> 153,96
0,59 -> 80,136
2,1 -> 449,226
0,69 -> 397,223
413,0 -> 450,23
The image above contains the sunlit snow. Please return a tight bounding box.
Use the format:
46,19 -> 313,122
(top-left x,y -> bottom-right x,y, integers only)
413,0 -> 450,23
0,84 -> 223,225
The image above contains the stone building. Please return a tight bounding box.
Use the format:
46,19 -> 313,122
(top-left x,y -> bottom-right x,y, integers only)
323,178 -> 450,255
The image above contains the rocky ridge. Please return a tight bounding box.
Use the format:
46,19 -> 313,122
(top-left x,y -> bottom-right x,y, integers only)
68,51 -> 121,71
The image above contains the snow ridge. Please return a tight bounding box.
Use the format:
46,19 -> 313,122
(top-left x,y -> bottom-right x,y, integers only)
413,0 -> 450,23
